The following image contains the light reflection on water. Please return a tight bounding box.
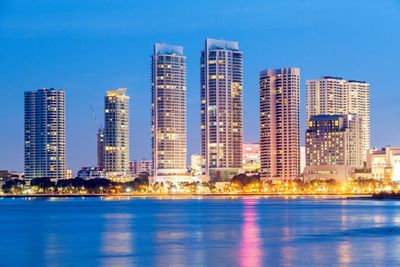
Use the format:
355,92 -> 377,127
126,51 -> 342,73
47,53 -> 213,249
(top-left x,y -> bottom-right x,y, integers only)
239,199 -> 262,267
0,198 -> 400,266
101,213 -> 134,267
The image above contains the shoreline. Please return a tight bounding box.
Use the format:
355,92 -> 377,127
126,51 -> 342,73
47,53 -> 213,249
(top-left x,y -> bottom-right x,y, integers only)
0,193 -> 374,199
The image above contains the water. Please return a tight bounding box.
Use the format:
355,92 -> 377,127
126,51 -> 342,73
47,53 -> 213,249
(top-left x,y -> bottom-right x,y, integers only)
0,197 -> 399,267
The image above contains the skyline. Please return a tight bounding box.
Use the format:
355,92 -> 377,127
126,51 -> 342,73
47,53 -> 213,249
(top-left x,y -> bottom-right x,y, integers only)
1,0 -> 400,173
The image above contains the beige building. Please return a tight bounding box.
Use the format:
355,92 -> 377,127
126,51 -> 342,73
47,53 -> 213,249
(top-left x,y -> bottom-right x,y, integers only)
367,147 -> 400,182
304,114 -> 362,181
152,43 -> 188,182
306,77 -> 370,162
260,68 -> 300,180
190,154 -> 203,177
242,143 -> 260,172
130,160 -> 152,177
201,38 -> 243,181
104,88 -> 130,180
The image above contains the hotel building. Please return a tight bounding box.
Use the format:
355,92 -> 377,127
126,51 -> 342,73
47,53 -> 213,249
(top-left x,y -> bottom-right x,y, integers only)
152,43 -> 188,182
201,38 -> 243,181
24,88 -> 66,180
306,77 -> 370,161
305,114 -> 363,181
259,68 -> 300,180
104,88 -> 130,179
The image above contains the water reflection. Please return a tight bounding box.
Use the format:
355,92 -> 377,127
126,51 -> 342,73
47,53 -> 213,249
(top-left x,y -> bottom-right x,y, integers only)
101,213 -> 134,267
337,241 -> 351,267
239,198 -> 262,267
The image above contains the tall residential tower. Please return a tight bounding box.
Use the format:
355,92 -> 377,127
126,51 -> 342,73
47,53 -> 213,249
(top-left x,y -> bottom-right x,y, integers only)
24,88 -> 66,180
306,77 -> 370,161
260,68 -> 300,180
201,38 -> 243,181
104,88 -> 130,179
152,43 -> 188,182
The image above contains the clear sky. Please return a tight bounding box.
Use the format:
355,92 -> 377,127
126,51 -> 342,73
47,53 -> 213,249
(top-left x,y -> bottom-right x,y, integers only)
1,0 -> 399,173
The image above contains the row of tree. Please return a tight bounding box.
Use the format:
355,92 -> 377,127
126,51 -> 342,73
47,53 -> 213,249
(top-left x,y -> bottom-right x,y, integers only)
2,177 -> 149,194
1,174 -> 391,195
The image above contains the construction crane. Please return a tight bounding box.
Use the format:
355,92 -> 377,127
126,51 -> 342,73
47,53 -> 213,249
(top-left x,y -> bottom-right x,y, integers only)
90,105 -> 103,131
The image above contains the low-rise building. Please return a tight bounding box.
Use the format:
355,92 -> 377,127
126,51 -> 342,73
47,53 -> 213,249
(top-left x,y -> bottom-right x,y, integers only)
242,143 -> 260,173
367,147 -> 400,182
77,167 -> 106,180
0,170 -> 24,185
190,154 -> 203,177
129,160 -> 152,177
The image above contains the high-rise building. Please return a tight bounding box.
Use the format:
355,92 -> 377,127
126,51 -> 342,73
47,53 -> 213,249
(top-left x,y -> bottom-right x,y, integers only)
304,114 -> 363,181
97,127 -> 104,169
201,38 -> 243,181
260,68 -> 300,180
242,143 -> 261,172
152,43 -> 188,182
24,88 -> 66,180
104,88 -> 130,178
306,77 -> 370,161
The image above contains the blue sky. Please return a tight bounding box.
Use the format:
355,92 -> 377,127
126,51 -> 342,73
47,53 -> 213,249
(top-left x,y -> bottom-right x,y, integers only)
1,0 -> 399,172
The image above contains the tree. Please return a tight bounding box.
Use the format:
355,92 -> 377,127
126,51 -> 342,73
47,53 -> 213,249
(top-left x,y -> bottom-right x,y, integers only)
2,179 -> 26,194
31,178 -> 56,189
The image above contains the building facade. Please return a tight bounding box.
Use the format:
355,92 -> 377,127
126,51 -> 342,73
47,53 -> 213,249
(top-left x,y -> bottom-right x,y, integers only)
304,114 -> 362,181
190,154 -> 203,177
152,43 -> 188,182
259,68 -> 300,180
306,77 -> 370,162
104,89 -> 130,178
242,143 -> 260,173
201,38 -> 243,181
24,88 -> 66,180
77,167 -> 106,180
367,147 -> 400,182
97,127 -> 105,169
130,160 -> 152,177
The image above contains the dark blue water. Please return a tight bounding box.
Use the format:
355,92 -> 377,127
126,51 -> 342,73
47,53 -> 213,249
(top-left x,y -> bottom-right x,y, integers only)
0,197 -> 399,267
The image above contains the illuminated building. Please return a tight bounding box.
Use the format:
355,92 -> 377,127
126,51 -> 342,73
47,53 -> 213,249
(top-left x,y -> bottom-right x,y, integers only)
305,114 -> 362,181
260,68 -> 300,180
201,38 -> 243,181
66,169 -> 73,179
190,154 -> 203,177
77,166 -> 106,180
367,147 -> 400,182
306,77 -> 370,162
97,127 -> 105,169
300,146 -> 306,175
152,43 -> 188,182
130,160 -> 152,177
24,88 -> 66,180
104,88 -> 130,179
242,144 -> 260,172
